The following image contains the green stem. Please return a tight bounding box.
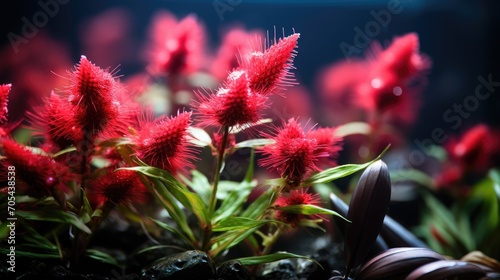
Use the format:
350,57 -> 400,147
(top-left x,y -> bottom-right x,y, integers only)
260,226 -> 283,256
202,126 -> 229,251
208,126 -> 229,218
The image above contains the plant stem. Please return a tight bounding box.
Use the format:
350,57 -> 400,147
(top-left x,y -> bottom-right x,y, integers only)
260,226 -> 283,256
208,126 -> 229,218
202,126 -> 229,251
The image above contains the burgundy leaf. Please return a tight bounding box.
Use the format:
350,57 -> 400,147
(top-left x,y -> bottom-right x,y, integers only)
405,260 -> 487,280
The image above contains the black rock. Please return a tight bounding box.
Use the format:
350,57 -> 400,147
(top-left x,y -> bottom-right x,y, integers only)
140,250 -> 216,280
256,259 -> 298,280
216,260 -> 251,280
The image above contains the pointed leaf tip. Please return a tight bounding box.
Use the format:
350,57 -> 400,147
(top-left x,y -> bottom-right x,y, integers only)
344,160 -> 391,277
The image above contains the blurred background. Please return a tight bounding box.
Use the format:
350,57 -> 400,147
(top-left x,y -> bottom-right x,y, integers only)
1,0 -> 499,139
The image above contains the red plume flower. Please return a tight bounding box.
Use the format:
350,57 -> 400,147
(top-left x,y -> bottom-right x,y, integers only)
245,33 -> 299,95
355,33 -> 431,125
147,11 -> 205,75
135,111 -> 198,174
90,169 -> 146,206
196,69 -> 267,127
0,84 -> 11,123
68,56 -> 120,138
307,127 -> 343,168
0,138 -> 69,197
29,92 -> 82,150
260,119 -> 324,187
274,188 -> 321,227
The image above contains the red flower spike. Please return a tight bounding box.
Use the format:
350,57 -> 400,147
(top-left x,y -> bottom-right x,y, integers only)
0,84 -> 11,123
0,138 -> 69,197
69,56 -> 119,138
307,127 -> 343,168
246,33 -> 299,95
451,124 -> 498,173
135,111 -> 198,174
29,91 -> 83,150
260,119 -> 325,187
374,33 -> 431,82
274,188 -> 321,227
90,169 -> 146,206
147,12 -> 205,75
196,69 -> 268,127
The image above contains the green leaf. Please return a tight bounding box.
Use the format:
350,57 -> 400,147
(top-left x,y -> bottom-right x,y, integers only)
236,252 -> 319,266
122,166 -> 209,225
213,217 -> 283,232
234,139 -> 275,149
229,118 -> 273,134
0,249 -> 60,259
17,210 -> 91,234
182,170 -> 212,205
52,146 -> 77,158
22,223 -> 57,250
303,146 -> 389,186
274,204 -> 349,222
151,218 -> 194,247
334,122 -> 371,137
390,168 -> 435,188
187,127 -> 212,147
263,178 -> 286,187
214,179 -> 257,223
86,249 -> 121,268
242,188 -> 277,219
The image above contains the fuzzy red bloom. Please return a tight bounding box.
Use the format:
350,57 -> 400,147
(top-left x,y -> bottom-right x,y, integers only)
135,112 -> 198,174
211,28 -> 263,80
307,127 -> 343,168
451,124 -> 499,173
0,138 -> 69,197
147,11 -> 205,75
90,169 -> 146,206
355,33 -> 430,126
196,70 -> 268,127
274,188 -> 321,227
29,92 -> 82,150
245,33 -> 299,95
260,119 -> 325,187
68,56 -> 119,138
0,84 -> 11,123
212,132 -> 236,156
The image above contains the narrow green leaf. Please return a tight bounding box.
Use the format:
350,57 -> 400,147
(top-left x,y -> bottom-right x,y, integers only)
229,118 -> 273,134
263,178 -> 286,187
303,146 -> 389,185
187,127 -> 212,147
214,179 -> 257,223
236,252 -> 318,266
234,139 -> 275,149
182,170 -> 212,204
334,122 -> 371,137
213,217 -> 283,232
122,166 -> 209,225
390,169 -> 435,188
52,146 -> 77,158
22,223 -> 57,250
241,188 -> 276,219
0,250 -> 60,259
86,249 -> 120,267
17,210 -> 91,234
150,218 -> 193,247
274,204 -> 349,222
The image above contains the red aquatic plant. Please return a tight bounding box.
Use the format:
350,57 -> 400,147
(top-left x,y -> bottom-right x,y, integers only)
0,138 -> 69,198
0,84 -> 11,123
307,127 -> 343,168
274,188 -> 322,227
356,33 -> 431,125
260,119 -> 324,187
134,111 -> 198,174
196,69 -> 268,128
89,169 -> 146,206
245,33 -> 300,95
147,11 -> 205,76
